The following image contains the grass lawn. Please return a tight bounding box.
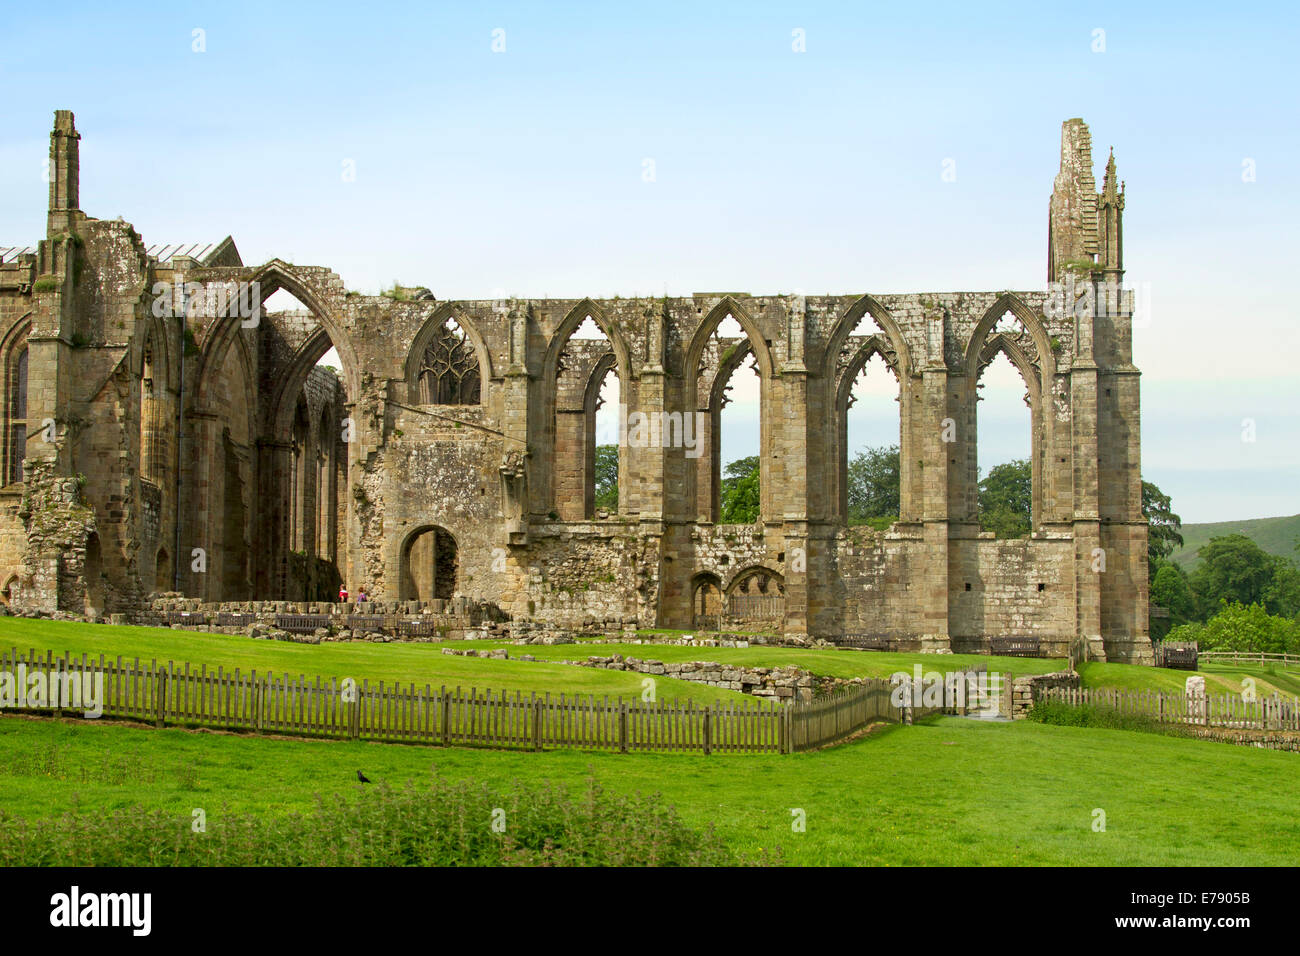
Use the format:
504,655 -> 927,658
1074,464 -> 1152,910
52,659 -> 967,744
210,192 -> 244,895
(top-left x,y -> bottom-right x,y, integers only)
0,618 -> 749,705
0,713 -> 1295,866
2,617 -> 1295,704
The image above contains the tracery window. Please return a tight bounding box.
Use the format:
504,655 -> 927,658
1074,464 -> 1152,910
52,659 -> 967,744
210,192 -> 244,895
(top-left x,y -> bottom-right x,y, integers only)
418,319 -> 480,405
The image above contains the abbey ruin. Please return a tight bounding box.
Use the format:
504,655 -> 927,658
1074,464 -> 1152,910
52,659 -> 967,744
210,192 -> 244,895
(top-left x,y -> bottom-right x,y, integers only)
0,111 -> 1151,663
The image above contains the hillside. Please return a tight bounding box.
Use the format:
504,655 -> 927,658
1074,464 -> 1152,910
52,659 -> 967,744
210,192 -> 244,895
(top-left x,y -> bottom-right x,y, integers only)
1169,513 -> 1300,567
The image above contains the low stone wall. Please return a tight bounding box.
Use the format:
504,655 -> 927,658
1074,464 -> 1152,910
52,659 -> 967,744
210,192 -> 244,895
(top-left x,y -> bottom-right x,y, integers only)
1184,728 -> 1300,752
562,654 -> 815,703
1011,670 -> 1080,718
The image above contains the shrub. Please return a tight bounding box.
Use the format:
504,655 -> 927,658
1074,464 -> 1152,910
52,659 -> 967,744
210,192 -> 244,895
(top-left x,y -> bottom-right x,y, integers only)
1026,698 -> 1189,738
0,772 -> 774,867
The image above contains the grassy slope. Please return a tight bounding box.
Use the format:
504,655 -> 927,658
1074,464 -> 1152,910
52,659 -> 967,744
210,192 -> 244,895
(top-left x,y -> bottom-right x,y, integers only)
1,714 -> 1295,866
0,619 -> 750,705
1170,513 -> 1300,568
3,618 -> 1295,700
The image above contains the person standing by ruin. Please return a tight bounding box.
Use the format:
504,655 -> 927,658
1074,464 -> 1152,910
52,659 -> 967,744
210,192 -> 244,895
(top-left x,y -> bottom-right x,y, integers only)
338,584 -> 349,603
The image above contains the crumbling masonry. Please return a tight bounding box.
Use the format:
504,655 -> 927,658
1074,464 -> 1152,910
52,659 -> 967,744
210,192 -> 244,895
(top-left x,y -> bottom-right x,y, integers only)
0,111 -> 1150,662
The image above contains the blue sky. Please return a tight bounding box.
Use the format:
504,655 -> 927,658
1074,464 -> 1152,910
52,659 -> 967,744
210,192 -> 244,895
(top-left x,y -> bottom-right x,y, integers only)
1,1 -> 1296,522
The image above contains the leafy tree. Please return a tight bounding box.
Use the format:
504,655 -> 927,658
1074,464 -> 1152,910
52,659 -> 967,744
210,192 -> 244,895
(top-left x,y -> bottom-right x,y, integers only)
978,460 -> 1031,538
1142,481 -> 1183,578
1150,561 -> 1195,623
593,444 -> 618,511
846,444 -> 899,527
1263,556 -> 1300,619
1166,601 -> 1300,655
1189,534 -> 1279,617
719,456 -> 760,523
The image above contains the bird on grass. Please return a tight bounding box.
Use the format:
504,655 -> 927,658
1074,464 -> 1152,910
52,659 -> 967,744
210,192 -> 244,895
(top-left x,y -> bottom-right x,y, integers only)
356,770 -> 371,784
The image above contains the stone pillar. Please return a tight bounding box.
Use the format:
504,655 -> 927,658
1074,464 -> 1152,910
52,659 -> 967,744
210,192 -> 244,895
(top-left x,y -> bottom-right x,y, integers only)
916,310 -> 951,652
1071,291 -> 1105,661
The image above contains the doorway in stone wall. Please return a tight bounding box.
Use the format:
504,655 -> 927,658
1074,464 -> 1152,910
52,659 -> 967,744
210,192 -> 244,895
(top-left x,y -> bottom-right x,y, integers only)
83,532 -> 105,618
399,525 -> 458,602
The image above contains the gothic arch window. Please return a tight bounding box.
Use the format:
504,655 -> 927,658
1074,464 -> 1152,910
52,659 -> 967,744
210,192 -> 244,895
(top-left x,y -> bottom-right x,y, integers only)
971,309 -> 1042,536
4,337 -> 28,486
553,314 -> 620,520
418,317 -> 481,405
692,310 -> 766,524
836,335 -> 903,527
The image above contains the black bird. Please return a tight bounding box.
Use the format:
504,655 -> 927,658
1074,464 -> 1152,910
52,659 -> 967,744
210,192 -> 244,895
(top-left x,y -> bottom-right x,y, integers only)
356,770 -> 371,784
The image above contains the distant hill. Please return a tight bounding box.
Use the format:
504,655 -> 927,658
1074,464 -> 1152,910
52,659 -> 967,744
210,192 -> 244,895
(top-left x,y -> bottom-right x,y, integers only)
1169,514 -> 1300,568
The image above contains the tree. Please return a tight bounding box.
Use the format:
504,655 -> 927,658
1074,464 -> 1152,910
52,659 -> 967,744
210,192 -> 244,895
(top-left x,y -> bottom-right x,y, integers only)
593,444 -> 618,511
1166,601 -> 1300,655
978,460 -> 1031,538
719,456 -> 760,523
1142,481 -> 1183,576
1188,534 -> 1277,617
1150,562 -> 1195,623
846,444 -> 899,527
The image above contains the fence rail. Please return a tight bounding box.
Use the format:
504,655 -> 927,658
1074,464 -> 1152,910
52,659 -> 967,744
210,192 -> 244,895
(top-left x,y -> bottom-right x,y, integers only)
1037,685 -> 1300,731
0,647 -> 958,755
1198,650 -> 1300,668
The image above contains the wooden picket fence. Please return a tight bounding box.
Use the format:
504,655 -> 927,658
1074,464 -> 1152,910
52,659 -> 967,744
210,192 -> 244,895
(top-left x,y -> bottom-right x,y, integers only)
0,647 -> 964,755
1037,684 -> 1300,731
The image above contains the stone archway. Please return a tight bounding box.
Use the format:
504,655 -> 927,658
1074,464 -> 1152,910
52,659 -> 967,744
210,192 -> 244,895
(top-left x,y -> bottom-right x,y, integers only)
399,525 -> 458,602
691,572 -> 722,630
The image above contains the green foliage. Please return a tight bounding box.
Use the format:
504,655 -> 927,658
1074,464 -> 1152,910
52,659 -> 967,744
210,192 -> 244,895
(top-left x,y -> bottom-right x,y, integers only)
1142,481 -> 1183,580
719,456 -> 760,523
1189,534 -> 1288,617
846,444 -> 899,527
1166,601 -> 1300,656
0,771 -> 761,866
978,459 -> 1031,538
31,277 -> 60,294
1025,699 -> 1188,737
1150,562 -> 1195,623
593,443 -> 618,511
1170,513 -> 1300,568
1059,257 -> 1105,275
380,282 -> 413,301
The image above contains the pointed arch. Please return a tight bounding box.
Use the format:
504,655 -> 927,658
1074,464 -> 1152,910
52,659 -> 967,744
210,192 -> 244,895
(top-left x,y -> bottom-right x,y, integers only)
963,292 -> 1053,383
823,294 -> 913,381
543,299 -> 633,388
832,334 -> 905,523
684,297 -> 774,523
404,303 -> 492,403
541,299 -> 633,518
963,294 -> 1051,532
1,314 -> 31,487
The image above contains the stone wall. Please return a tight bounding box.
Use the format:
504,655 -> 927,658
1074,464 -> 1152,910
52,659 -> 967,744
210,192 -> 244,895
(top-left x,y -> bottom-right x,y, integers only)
0,111 -> 1152,664
1011,670 -> 1080,718
563,653 -> 815,703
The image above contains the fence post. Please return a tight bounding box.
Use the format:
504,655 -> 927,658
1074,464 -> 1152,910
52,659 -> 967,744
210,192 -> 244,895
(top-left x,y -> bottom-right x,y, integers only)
51,654 -> 63,718
532,693 -> 542,752
154,665 -> 167,729
703,705 -> 712,755
350,684 -> 361,740
618,699 -> 628,754
440,685 -> 450,746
